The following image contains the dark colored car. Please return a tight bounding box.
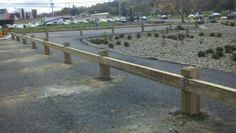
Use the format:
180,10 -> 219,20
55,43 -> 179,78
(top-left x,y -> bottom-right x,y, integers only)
227,12 -> 236,20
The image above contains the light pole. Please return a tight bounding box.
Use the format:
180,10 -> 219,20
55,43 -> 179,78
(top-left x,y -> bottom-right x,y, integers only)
50,0 -> 54,16
178,0 -> 184,23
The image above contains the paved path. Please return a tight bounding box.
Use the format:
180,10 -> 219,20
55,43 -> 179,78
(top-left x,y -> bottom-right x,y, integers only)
0,26 -> 235,132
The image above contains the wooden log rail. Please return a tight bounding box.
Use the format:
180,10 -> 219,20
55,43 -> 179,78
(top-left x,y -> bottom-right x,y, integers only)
12,32 -> 236,115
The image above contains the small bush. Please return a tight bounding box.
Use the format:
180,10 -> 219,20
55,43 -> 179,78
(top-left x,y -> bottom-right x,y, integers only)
162,35 -> 166,38
216,47 -> 224,52
224,45 -> 233,53
212,53 -> 220,59
136,33 -> 141,38
210,19 -> 217,23
206,49 -> 214,54
155,33 -> 159,37
216,33 -> 223,38
232,45 -> 236,51
189,35 -> 194,39
178,34 -> 185,41
199,32 -> 204,36
216,51 -> 224,57
90,39 -> 104,44
232,53 -> 236,61
230,22 -> 235,27
127,35 -> 132,40
225,21 -> 229,26
209,32 -> 215,37
176,25 -> 185,30
167,35 -> 178,40
124,42 -> 129,47
108,43 -> 114,48
116,41 -> 121,45
198,51 -> 206,57
115,36 -> 119,40
119,34 -> 124,38
147,32 -> 152,37
104,40 -> 108,44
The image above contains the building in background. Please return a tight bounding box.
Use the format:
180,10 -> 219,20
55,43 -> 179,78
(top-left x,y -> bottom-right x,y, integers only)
0,9 -> 10,20
32,9 -> 37,18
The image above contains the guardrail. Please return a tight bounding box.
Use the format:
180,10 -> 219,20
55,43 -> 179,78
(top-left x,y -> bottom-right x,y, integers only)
12,32 -> 236,116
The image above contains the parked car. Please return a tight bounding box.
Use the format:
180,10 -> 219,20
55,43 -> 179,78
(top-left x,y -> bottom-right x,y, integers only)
208,12 -> 221,19
227,12 -> 236,20
140,16 -> 148,20
160,15 -> 168,19
120,18 -> 127,23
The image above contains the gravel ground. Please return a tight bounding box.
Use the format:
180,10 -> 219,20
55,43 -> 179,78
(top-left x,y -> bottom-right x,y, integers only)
86,23 -> 236,73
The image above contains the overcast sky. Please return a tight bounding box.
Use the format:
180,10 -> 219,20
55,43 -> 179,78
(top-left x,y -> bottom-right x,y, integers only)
0,0 -> 112,13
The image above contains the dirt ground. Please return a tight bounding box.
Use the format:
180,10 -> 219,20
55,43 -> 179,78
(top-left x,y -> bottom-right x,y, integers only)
0,39 -> 236,133
86,23 -> 236,73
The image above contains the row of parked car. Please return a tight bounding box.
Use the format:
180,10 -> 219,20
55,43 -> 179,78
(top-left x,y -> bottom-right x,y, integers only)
188,12 -> 236,20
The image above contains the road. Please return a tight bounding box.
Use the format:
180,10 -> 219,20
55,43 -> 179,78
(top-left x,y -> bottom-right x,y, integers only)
0,25 -> 236,132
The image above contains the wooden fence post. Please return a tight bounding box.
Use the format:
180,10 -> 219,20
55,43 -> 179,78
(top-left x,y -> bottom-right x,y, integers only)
112,26 -> 115,34
181,66 -> 201,115
31,35 -> 36,49
11,33 -> 15,40
141,23 -> 144,32
45,30 -> 49,40
63,42 -> 72,64
43,38 -> 50,55
22,34 -> 27,44
98,49 -> 111,80
16,35 -> 20,42
80,29 -> 83,36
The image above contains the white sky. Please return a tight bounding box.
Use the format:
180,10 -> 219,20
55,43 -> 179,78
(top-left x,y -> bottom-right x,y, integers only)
0,0 -> 112,13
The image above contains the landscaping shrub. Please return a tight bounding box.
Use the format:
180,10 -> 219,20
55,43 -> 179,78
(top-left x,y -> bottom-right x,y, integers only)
116,41 -> 121,45
216,33 -> 223,38
167,35 -> 177,40
224,45 -> 233,53
162,35 -> 166,38
216,51 -> 224,57
119,34 -> 124,38
176,25 -> 185,30
225,21 -> 229,26
124,42 -> 129,47
136,33 -> 141,38
198,51 -> 206,57
189,35 -> 194,39
206,49 -> 214,54
216,47 -> 224,52
212,53 -> 220,59
155,33 -> 159,37
232,45 -> 236,51
178,34 -> 185,41
127,35 -> 132,40
210,19 -> 217,23
115,36 -> 119,40
199,32 -> 204,36
108,43 -> 114,48
104,40 -> 108,45
90,39 -> 104,44
147,32 -> 152,37
209,32 -> 215,37
230,22 -> 235,27
232,53 -> 236,61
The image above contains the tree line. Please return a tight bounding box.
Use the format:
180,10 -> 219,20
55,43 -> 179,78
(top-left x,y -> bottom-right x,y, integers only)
59,0 -> 235,16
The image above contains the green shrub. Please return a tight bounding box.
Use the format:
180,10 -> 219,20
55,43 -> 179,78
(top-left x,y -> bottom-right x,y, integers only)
104,40 -> 108,44
108,43 -> 114,48
232,53 -> 236,61
116,41 -> 121,45
216,51 -> 224,57
90,39 -> 104,44
230,22 -> 235,26
199,32 -> 204,36
210,19 -> 217,23
178,34 -> 185,41
216,33 -> 223,38
124,42 -> 129,47
155,33 -> 159,37
189,35 -> 194,39
176,25 -> 185,30
224,45 -> 233,53
162,35 -> 167,38
212,53 -> 220,59
206,49 -> 214,54
198,51 -> 206,57
216,47 -> 224,52
147,32 -> 152,37
209,32 -> 215,37
232,45 -> 236,51
167,35 -> 178,40
115,36 -> 119,40
119,34 -> 124,38
136,33 -> 141,38
225,21 -> 229,26
127,35 -> 132,40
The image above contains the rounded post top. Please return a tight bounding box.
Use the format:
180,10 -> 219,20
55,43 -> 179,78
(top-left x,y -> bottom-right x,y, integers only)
98,49 -> 109,56
181,66 -> 200,79
63,42 -> 70,47
31,35 -> 35,38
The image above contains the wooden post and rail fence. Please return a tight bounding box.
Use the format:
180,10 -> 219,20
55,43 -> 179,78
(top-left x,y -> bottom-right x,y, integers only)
12,32 -> 236,116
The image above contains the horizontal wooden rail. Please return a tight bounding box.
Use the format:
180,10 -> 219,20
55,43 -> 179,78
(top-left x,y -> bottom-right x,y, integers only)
13,33 -> 236,109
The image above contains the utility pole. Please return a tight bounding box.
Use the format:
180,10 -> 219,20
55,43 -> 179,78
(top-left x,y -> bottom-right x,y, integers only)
234,0 -> 236,11
50,0 -> 54,16
119,0 -> 121,16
